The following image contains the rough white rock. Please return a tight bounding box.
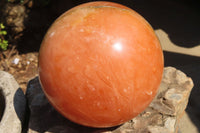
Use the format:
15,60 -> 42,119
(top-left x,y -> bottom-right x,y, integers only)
0,71 -> 26,133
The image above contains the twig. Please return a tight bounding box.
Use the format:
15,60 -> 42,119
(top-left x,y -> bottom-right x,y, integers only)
7,45 -> 16,60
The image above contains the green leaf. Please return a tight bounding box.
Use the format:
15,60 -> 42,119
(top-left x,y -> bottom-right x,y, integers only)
0,31 -> 4,35
1,31 -> 7,35
3,40 -> 8,44
0,44 -> 4,50
0,31 -> 7,35
0,42 -> 8,50
0,23 -> 5,29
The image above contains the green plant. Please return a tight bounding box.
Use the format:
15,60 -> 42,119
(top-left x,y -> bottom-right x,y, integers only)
0,23 -> 8,50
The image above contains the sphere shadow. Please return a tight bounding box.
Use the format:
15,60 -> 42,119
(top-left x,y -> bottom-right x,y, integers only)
13,88 -> 27,133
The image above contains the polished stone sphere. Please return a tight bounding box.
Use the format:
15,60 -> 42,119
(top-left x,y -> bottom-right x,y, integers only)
38,1 -> 164,128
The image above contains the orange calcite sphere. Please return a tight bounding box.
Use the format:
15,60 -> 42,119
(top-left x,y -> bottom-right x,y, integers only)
39,1 -> 164,128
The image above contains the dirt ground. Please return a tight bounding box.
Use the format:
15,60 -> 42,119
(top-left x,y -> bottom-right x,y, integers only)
0,49 -> 38,92
0,0 -> 200,132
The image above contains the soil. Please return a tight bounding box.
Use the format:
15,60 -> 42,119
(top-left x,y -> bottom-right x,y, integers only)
0,0 -> 70,92
0,49 -> 38,92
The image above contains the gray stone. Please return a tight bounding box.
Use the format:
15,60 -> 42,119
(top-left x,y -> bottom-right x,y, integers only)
147,126 -> 170,133
0,71 -> 26,133
149,67 -> 193,117
26,67 -> 193,133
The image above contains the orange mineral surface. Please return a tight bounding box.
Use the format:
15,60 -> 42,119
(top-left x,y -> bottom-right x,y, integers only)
39,1 -> 164,128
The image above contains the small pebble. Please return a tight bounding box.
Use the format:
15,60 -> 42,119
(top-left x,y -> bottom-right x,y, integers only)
12,58 -> 20,65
